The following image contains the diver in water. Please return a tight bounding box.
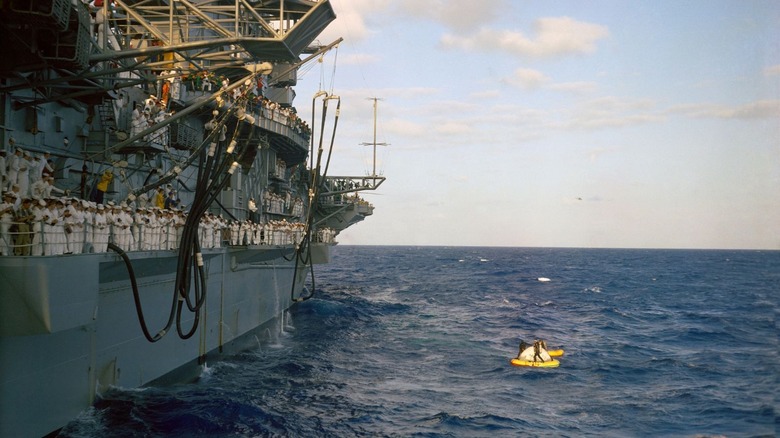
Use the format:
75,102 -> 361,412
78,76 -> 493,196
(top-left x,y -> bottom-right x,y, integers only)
517,339 -> 552,362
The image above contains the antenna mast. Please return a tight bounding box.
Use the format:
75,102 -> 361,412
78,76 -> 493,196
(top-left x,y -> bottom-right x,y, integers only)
361,97 -> 389,177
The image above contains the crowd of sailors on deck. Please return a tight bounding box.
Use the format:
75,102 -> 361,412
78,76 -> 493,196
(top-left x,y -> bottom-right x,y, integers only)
1,143 -> 339,257
0,191 -> 337,257
1,194 -> 337,256
79,0 -> 312,147
129,95 -> 174,142
123,79 -> 310,147
0,143 -> 57,199
263,191 -> 304,217
104,64 -> 311,150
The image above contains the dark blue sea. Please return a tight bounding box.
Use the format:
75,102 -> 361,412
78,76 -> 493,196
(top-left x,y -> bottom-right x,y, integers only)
60,246 -> 778,437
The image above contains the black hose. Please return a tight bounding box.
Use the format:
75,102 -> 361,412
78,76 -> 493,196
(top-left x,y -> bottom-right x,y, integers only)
289,96 -> 340,303
108,242 -> 175,343
175,118 -> 248,316
108,85 -> 271,343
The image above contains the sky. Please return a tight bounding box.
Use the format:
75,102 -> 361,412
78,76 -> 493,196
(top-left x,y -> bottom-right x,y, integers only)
292,0 -> 779,249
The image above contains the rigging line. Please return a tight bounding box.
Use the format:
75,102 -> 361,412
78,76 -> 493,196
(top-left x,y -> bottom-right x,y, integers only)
156,146 -> 183,179
90,70 -> 258,161
129,105 -> 236,197
329,45 -> 339,95
176,176 -> 196,192
265,38 -> 343,89
214,198 -> 238,222
296,59 -> 318,81
319,53 -> 325,93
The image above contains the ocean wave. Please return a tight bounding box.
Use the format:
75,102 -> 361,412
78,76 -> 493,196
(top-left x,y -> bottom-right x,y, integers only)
416,411 -> 527,433
60,247 -> 779,437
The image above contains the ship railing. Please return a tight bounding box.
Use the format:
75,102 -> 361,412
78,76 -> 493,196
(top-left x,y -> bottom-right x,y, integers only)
319,194 -> 373,209
0,219 -> 213,256
1,218 -> 90,256
175,86 -> 310,147
320,175 -> 386,197
224,218 -> 337,246
0,216 -> 335,256
169,121 -> 200,150
313,228 -> 338,244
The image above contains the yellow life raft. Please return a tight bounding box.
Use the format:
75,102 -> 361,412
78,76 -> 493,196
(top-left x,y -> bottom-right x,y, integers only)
548,349 -> 564,357
510,358 -> 560,368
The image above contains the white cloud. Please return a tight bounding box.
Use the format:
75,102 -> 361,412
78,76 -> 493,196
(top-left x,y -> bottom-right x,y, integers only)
381,119 -> 427,144
396,0 -> 506,32
763,65 -> 780,76
565,113 -> 665,130
434,121 -> 473,136
548,81 -> 598,94
440,17 -> 609,58
324,0 -> 507,40
469,89 -> 501,99
339,53 -> 382,65
319,0 -> 390,43
555,98 -> 780,131
586,147 -> 615,163
561,96 -> 664,130
504,68 -> 550,90
668,100 -> 780,120
500,68 -> 598,93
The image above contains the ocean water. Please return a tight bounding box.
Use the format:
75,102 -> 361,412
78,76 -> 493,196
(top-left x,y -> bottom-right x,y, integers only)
60,246 -> 779,437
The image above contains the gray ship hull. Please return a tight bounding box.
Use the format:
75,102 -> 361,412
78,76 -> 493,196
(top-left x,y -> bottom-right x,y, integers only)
0,1 -> 384,434
0,244 -> 331,437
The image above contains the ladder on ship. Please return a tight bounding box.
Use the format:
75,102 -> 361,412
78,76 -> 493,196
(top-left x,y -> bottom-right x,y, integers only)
96,100 -> 118,133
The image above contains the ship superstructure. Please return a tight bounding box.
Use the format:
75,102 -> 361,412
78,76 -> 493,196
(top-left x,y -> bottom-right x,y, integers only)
0,1 -> 384,435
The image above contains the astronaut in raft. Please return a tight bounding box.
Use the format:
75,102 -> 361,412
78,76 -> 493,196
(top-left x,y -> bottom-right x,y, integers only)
516,339 -> 552,363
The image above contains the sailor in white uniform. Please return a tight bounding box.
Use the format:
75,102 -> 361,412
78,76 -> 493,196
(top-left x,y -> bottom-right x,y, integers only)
30,200 -> 47,256
0,151 -> 7,192
0,192 -> 16,256
41,201 -> 61,255
7,148 -> 22,194
62,207 -> 79,254
16,151 -> 31,198
229,220 -> 240,245
131,207 -> 144,250
118,204 -> 134,249
71,201 -> 87,254
46,199 -> 66,255
174,210 -> 185,247
93,204 -> 109,253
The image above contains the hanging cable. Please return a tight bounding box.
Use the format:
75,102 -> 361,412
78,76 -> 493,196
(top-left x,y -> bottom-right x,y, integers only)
111,76 -> 257,342
290,93 -> 341,303
107,242 -> 176,342
114,41 -> 345,341
320,97 -> 341,188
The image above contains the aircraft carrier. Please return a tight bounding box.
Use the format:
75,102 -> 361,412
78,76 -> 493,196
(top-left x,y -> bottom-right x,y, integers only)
0,1 -> 383,435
